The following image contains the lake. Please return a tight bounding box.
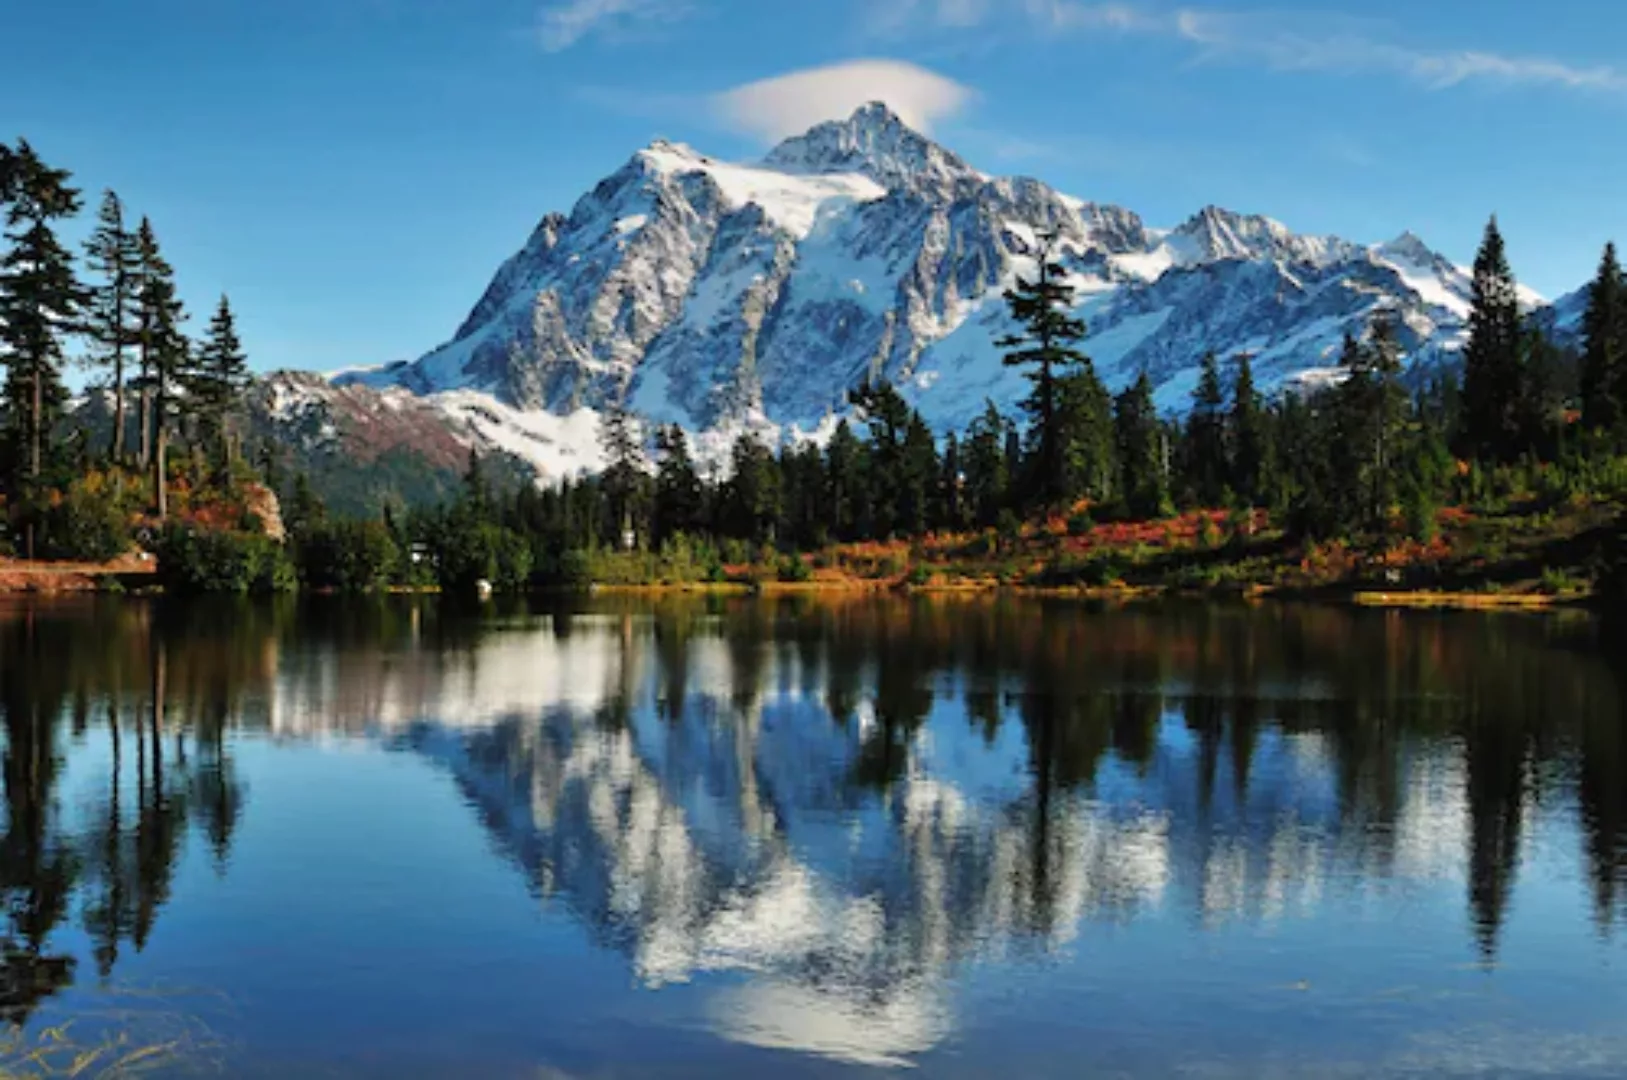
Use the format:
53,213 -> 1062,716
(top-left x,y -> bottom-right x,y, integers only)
0,594 -> 1624,1077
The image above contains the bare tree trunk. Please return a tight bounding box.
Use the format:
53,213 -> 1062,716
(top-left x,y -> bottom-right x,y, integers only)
29,366 -> 41,478
138,387 -> 152,471
25,366 -> 40,559
153,379 -> 168,521
111,348 -> 126,463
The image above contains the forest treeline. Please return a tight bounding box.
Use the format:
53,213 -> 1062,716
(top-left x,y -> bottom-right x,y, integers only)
4,139 -> 1626,600
0,139 -> 255,563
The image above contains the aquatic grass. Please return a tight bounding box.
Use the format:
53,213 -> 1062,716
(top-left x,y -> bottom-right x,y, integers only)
0,991 -> 229,1079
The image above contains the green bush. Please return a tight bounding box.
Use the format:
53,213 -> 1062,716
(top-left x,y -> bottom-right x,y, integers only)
153,524 -> 296,595
1031,551 -> 1124,588
554,548 -> 593,590
37,478 -> 131,562
778,554 -> 813,583
1539,566 -> 1583,596
432,515 -> 532,594
906,563 -> 932,587
1066,510 -> 1093,537
492,529 -> 533,591
1403,486 -> 1439,544
297,520 -> 400,592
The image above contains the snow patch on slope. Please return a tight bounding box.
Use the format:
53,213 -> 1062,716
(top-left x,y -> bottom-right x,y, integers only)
640,143 -> 887,240
430,390 -> 608,479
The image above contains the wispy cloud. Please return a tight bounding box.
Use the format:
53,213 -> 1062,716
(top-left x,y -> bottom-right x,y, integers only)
1171,9 -> 1627,94
712,59 -> 976,143
870,1 -> 1627,98
536,0 -> 692,52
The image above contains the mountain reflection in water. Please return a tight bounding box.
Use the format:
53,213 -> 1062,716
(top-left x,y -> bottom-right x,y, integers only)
0,595 -> 1624,1075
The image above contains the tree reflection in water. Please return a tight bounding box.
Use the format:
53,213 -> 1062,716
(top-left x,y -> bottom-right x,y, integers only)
0,593 -> 1622,1060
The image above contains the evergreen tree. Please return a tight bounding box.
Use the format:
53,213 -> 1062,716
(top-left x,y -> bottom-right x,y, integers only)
1518,325 -> 1568,462
1229,353 -> 1270,506
1368,315 -> 1409,523
598,405 -> 646,548
133,219 -> 188,520
0,143 -> 15,202
1325,326 -> 1388,532
1460,217 -> 1525,463
963,401 -> 1011,528
997,229 -> 1090,509
82,190 -> 141,463
939,432 -> 967,531
1114,372 -> 1167,519
188,295 -> 250,474
724,432 -> 781,545
897,412 -> 939,536
825,419 -> 867,541
461,447 -> 489,518
1184,351 -> 1228,507
286,472 -> 326,538
778,441 -> 828,549
0,142 -> 84,557
1056,362 -> 1115,506
1580,241 -> 1627,440
652,423 -> 704,544
1325,315 -> 1411,532
850,382 -> 912,537
1282,388 -> 1341,540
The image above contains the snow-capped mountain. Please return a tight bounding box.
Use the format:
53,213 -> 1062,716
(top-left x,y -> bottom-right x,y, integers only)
312,102 -> 1566,488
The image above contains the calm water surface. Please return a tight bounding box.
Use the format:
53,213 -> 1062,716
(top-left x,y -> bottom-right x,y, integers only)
1,595 -> 1625,1077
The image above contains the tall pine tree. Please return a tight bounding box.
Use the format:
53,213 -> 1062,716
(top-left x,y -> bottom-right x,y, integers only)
997,229 -> 1090,509
1114,371 -> 1167,520
598,405 -> 646,548
1460,217 -> 1525,463
0,141 -> 84,556
188,295 -> 250,473
1057,362 -> 1115,506
133,219 -> 188,520
724,432 -> 780,545
1580,241 -> 1627,440
897,412 -> 940,536
1229,353 -> 1270,507
850,382 -> 912,537
652,423 -> 704,544
1184,351 -> 1228,507
963,401 -> 1010,528
83,190 -> 141,463
1329,317 -> 1406,531
0,143 -> 16,201
825,419 -> 867,541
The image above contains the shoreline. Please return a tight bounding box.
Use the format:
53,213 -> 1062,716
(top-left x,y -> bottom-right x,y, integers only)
0,561 -> 1591,613
586,578 -> 1583,612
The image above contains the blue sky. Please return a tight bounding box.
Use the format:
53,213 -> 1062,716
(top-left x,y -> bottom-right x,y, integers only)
9,0 -> 1627,374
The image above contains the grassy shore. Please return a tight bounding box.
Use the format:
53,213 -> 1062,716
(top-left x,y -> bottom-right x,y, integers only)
592,495 -> 1621,610
3,496 -> 1619,610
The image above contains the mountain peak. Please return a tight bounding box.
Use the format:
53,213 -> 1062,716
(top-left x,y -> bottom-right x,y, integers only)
763,102 -> 979,194
1169,204 -> 1350,267
1379,231 -> 1439,265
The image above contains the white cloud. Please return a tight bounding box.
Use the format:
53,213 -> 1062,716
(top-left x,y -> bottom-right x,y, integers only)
871,1 -> 1627,99
711,60 -> 976,143
1170,9 -> 1627,94
536,0 -> 690,52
